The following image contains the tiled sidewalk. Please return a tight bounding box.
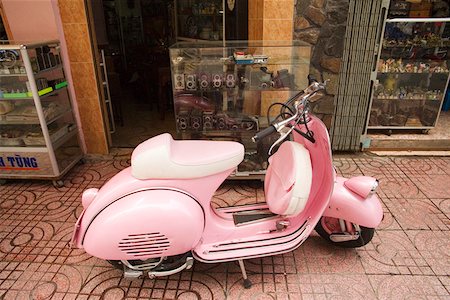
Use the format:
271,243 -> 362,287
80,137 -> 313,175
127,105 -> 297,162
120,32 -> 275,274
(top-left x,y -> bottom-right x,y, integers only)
0,155 -> 449,299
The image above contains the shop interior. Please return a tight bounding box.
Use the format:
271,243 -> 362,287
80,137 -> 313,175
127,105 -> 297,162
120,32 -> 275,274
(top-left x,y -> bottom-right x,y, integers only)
91,0 -> 248,147
90,0 -> 177,147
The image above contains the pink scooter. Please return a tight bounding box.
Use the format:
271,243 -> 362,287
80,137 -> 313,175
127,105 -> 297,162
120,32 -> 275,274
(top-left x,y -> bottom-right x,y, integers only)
71,80 -> 383,288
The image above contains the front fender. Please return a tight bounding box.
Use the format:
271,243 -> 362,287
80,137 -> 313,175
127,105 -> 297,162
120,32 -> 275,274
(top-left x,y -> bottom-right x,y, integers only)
323,177 -> 383,228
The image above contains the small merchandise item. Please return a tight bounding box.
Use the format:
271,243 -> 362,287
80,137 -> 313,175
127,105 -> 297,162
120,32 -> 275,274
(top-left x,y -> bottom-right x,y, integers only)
233,51 -> 254,64
212,73 -> 222,88
253,55 -> 269,64
174,94 -> 214,113
24,131 -> 45,145
176,111 -> 190,130
185,74 -> 197,91
173,73 -> 185,90
0,129 -> 24,146
202,111 -> 214,130
273,69 -> 295,89
5,102 -> 62,122
225,73 -> 236,88
36,46 -> 52,70
0,101 -> 15,115
198,73 -> 210,89
23,123 -> 69,146
36,78 -> 49,90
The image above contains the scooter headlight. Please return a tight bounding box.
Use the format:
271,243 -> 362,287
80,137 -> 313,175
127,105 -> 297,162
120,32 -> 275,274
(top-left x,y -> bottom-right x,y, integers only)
344,176 -> 379,199
370,180 -> 379,194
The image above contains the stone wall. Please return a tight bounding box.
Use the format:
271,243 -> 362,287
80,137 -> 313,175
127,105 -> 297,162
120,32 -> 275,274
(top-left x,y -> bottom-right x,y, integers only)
294,0 -> 349,128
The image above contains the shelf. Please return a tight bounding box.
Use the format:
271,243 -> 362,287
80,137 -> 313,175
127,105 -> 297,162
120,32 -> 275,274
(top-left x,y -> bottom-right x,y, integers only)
53,128 -> 78,150
0,108 -> 72,125
367,126 -> 434,130
35,65 -> 64,75
377,72 -> 449,75
379,55 -> 448,62
177,37 -> 218,43
0,65 -> 63,77
386,17 -> 450,23
0,41 -> 81,180
0,146 -> 48,152
0,125 -> 77,150
46,108 -> 72,125
0,71 -> 27,77
178,13 -> 221,17
0,86 -> 67,101
373,98 -> 442,101
382,44 -> 450,49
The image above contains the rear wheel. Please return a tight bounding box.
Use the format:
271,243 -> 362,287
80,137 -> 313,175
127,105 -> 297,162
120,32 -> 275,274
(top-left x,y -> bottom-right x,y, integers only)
315,216 -> 375,248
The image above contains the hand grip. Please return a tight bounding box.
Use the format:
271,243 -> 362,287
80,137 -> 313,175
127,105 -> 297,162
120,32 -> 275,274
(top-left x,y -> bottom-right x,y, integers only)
252,125 -> 276,142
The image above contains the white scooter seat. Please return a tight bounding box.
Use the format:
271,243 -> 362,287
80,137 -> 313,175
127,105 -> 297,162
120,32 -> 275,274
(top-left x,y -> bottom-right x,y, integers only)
131,133 -> 245,179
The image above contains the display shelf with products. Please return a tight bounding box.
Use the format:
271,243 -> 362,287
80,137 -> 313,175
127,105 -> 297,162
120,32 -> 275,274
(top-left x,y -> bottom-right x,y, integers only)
0,41 -> 82,184
175,0 -> 224,42
367,18 -> 450,131
169,41 -> 311,176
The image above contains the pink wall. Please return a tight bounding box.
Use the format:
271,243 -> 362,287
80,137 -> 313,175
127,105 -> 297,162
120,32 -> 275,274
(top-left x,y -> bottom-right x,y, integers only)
2,0 -> 58,41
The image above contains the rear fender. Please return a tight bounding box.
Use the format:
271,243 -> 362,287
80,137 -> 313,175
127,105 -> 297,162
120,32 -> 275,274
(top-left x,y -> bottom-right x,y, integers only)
323,177 -> 383,228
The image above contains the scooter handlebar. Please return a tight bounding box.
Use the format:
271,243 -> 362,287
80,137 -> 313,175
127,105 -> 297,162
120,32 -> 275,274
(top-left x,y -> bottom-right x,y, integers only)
251,79 -> 327,143
252,125 -> 276,143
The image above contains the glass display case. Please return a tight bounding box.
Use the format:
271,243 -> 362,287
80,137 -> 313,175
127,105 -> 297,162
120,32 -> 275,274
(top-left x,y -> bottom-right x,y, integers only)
169,41 -> 311,176
367,18 -> 450,132
0,41 -> 82,186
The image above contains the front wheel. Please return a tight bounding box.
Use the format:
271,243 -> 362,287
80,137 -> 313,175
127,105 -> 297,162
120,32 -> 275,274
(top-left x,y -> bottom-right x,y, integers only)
315,216 -> 375,248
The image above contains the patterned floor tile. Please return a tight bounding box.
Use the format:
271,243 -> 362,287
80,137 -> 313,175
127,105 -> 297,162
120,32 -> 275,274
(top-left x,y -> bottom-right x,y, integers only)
431,198 -> 450,220
294,237 -> 366,274
353,156 -> 402,176
382,197 -> 450,230
392,157 -> 448,176
211,181 -> 263,208
357,230 -> 430,275
368,275 -> 449,300
332,157 -> 363,175
432,157 -> 450,175
439,276 -> 450,294
409,174 -> 450,199
372,173 -> 426,199
0,155 -> 449,299
378,199 -> 402,230
227,274 -> 377,300
405,230 -> 450,276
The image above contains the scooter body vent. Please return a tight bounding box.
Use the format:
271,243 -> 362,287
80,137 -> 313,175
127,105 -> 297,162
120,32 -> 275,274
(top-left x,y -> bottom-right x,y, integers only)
118,233 -> 170,257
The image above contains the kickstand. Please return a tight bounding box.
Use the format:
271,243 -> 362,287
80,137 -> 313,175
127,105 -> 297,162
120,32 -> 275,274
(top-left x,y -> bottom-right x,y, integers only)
238,259 -> 252,289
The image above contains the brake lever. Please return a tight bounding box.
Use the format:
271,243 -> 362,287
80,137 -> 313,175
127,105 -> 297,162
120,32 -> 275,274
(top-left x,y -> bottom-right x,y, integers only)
268,125 -> 295,155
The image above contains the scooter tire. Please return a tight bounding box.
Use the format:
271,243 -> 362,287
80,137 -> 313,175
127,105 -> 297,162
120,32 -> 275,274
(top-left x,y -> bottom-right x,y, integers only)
315,217 -> 375,248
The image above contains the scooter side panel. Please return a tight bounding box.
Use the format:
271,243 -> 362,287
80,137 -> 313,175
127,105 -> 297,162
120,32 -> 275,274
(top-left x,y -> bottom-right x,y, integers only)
75,167 -> 232,248
324,177 -> 383,228
83,190 -> 204,260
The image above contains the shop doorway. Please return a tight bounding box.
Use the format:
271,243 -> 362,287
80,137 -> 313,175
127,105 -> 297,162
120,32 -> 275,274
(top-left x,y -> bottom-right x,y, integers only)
90,0 -> 177,148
